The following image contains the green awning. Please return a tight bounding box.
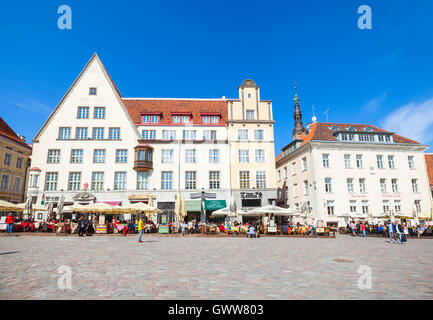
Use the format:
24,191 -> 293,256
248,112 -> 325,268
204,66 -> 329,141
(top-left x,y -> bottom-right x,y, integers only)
185,200 -> 202,212
204,200 -> 227,211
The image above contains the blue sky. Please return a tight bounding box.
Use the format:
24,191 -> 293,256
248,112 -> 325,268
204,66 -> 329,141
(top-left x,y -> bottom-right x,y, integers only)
1,0 -> 433,153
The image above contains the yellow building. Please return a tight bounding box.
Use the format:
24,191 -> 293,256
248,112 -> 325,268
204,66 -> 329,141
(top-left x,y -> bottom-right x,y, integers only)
227,80 -> 277,210
0,117 -> 32,203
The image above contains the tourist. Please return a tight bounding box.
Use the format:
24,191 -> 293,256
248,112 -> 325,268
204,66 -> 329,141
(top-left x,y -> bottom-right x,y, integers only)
311,218 -> 318,238
180,220 -> 187,236
417,224 -> 424,238
402,223 -> 409,243
5,213 -> 14,233
361,222 -> 366,238
394,221 -> 403,244
388,220 -> 395,243
350,221 -> 356,236
247,225 -> 257,238
122,221 -> 129,236
138,218 -> 144,243
77,216 -> 87,237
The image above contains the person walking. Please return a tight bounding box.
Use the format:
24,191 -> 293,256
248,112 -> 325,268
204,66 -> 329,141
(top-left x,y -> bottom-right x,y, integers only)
137,218 -> 144,243
361,222 -> 366,238
5,213 -> 14,233
395,221 -> 403,244
388,220 -> 395,243
180,220 -> 187,236
350,221 -> 356,236
311,218 -> 318,238
77,216 -> 87,237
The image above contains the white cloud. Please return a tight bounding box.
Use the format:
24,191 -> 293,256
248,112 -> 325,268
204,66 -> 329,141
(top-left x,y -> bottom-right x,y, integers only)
382,97 -> 433,144
15,98 -> 51,115
362,92 -> 387,113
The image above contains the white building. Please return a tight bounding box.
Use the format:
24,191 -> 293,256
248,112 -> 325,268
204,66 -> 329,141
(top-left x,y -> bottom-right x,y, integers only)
276,92 -> 432,227
28,54 -> 277,222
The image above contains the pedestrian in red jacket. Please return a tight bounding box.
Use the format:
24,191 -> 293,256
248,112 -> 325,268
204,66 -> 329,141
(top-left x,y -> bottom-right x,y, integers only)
5,213 -> 14,233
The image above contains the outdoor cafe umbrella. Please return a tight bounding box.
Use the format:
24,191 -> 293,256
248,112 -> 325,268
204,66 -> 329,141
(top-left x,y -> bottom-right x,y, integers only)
47,198 -> 54,222
212,207 -> 249,217
0,200 -> 23,212
23,196 -> 32,220
71,202 -> 115,214
122,202 -> 162,220
174,193 -> 187,222
56,195 -> 65,220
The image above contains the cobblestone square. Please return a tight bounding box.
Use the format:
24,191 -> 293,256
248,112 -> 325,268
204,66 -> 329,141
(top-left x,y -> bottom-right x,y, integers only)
1,235 -> 433,300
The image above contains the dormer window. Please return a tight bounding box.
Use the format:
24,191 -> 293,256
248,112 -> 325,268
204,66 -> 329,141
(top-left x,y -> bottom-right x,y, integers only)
142,113 -> 161,124
89,88 -> 97,96
364,127 -> 373,132
330,126 -> 339,131
171,113 -> 192,124
347,127 -> 356,132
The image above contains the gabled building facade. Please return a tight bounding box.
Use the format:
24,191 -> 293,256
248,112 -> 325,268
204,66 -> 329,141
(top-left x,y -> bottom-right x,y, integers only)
276,92 -> 432,227
0,117 -> 32,203
28,54 -> 277,221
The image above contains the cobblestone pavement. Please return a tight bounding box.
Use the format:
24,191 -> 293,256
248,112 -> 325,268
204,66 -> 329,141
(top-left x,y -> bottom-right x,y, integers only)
1,234 -> 433,300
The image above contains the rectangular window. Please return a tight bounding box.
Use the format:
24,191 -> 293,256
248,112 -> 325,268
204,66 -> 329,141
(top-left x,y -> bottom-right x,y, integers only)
238,150 -> 249,163
412,179 -> 419,193
162,149 -> 174,163
322,154 -> 330,168
89,88 -> 97,95
344,154 -> 351,168
77,107 -> 89,119
68,172 -> 81,191
246,110 -> 255,120
238,129 -> 248,140
202,116 -> 210,123
59,127 -> 71,140
162,130 -> 176,140
16,157 -> 23,169
302,157 -> 307,171
181,116 -> 190,124
142,130 -> 156,140
91,172 -> 104,191
292,162 -> 296,175
1,174 -> 10,189
256,171 -> 267,189
385,135 -> 391,142
380,178 -> 387,193
92,127 -> 104,140
185,149 -> 196,163
183,130 -> 196,140
394,200 -> 401,213
142,115 -> 150,123
383,201 -> 390,213
76,127 -> 88,140
45,172 -> 58,191
325,178 -> 332,193
211,116 -> 219,124
378,134 -> 384,142
327,201 -> 335,215
391,179 -> 399,193
356,155 -> 363,168
277,170 -> 281,181
93,149 -> 106,163
137,172 -> 149,190
284,167 -> 288,179
109,128 -> 121,140
347,178 -> 354,193
173,116 -> 181,123
71,149 -> 83,163
415,200 -> 421,213
114,172 -> 126,191
115,150 -> 128,163
408,156 -> 415,169
362,201 -> 369,214
349,201 -> 357,213
239,171 -> 250,189
203,130 -> 217,140
388,155 -> 395,169
12,177 -> 22,191
209,149 -> 220,163
161,171 -> 173,190
151,115 -> 159,123
47,150 -> 60,163
94,107 -> 106,119
255,150 -> 265,163
254,130 -> 264,140
185,171 -> 197,190
303,180 -> 309,195
209,171 -> 220,189
377,155 -> 384,169
359,178 -> 366,193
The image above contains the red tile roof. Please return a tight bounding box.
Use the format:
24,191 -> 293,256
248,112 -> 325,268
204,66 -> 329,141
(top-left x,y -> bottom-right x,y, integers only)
0,117 -> 31,150
425,154 -> 433,187
275,152 -> 283,162
122,99 -> 228,125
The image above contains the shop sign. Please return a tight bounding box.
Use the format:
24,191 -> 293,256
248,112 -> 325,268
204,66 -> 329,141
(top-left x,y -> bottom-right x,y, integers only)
240,192 -> 263,199
186,200 -> 202,212
204,200 -> 226,211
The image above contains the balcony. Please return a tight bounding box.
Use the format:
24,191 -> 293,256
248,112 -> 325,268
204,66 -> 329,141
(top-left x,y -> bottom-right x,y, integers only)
134,144 -> 153,171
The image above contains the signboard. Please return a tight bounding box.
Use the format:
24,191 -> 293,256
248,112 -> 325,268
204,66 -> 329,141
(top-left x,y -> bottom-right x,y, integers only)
240,192 -> 263,199
204,200 -> 226,211
95,224 -> 107,234
158,225 -> 169,234
186,200 -> 202,212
